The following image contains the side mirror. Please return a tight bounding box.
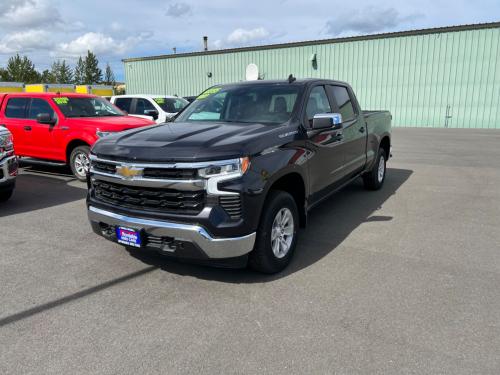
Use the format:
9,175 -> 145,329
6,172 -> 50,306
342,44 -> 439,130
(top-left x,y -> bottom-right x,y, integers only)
36,113 -> 56,125
312,113 -> 343,130
144,109 -> 159,120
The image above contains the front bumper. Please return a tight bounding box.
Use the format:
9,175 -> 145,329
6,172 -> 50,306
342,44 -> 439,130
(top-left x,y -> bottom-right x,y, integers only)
88,206 -> 256,259
0,155 -> 17,188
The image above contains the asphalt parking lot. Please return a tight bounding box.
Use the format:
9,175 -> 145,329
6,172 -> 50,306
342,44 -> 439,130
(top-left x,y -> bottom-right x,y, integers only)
1,128 -> 499,374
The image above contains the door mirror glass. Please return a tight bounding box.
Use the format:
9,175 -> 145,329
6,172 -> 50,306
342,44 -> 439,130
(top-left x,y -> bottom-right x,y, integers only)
312,113 -> 343,130
144,109 -> 159,120
36,113 -> 56,125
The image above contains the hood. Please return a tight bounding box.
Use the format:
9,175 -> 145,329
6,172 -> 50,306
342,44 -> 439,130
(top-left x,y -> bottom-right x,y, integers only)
66,115 -> 154,130
92,121 -> 297,162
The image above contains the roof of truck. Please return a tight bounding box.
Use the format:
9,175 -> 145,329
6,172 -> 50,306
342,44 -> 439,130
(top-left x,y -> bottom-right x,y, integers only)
0,92 -> 98,98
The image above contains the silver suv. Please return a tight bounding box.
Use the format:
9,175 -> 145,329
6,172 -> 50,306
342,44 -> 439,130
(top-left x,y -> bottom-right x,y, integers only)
0,126 -> 17,202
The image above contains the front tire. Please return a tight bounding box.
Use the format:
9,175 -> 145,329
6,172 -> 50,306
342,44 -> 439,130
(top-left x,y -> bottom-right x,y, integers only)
363,147 -> 387,190
70,145 -> 90,181
0,188 -> 14,202
249,191 -> 299,274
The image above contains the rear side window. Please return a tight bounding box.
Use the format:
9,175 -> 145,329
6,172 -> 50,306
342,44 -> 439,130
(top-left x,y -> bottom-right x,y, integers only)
5,98 -> 29,118
330,86 -> 356,121
114,98 -> 132,113
28,98 -> 55,119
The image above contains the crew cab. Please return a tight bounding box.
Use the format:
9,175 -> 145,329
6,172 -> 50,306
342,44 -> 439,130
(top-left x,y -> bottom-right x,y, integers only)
0,126 -> 17,202
0,93 -> 154,181
87,79 -> 391,273
110,94 -> 189,124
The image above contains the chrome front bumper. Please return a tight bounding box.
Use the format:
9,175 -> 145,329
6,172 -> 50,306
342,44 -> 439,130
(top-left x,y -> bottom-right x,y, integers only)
88,206 -> 256,259
0,155 -> 17,184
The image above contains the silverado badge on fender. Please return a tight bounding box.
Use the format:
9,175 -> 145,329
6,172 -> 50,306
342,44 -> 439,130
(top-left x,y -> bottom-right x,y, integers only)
116,165 -> 143,179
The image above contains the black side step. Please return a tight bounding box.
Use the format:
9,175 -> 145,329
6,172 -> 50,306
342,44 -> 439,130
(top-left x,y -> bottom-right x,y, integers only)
19,158 -> 67,167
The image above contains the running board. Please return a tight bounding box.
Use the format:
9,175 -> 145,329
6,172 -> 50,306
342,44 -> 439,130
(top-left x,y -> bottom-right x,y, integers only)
20,158 -> 67,167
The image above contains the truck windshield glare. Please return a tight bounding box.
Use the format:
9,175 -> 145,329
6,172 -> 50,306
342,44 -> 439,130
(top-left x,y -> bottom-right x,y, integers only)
52,97 -> 124,118
176,84 -> 301,125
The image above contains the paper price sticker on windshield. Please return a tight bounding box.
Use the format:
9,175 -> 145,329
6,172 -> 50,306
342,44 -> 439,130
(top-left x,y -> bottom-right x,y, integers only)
153,98 -> 165,104
196,87 -> 221,100
53,97 -> 69,105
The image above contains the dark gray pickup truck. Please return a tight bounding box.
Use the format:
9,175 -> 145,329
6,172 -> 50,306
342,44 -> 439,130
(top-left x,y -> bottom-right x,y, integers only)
0,126 -> 17,202
87,79 -> 391,273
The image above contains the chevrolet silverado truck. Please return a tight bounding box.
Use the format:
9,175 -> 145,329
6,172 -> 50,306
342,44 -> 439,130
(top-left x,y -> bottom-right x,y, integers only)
0,126 -> 17,202
87,79 -> 391,273
0,93 -> 154,181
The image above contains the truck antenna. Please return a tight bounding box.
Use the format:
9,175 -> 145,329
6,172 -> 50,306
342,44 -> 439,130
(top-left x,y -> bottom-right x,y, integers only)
288,74 -> 296,83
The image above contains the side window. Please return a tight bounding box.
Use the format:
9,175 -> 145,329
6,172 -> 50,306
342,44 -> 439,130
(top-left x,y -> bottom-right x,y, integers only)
330,86 -> 356,121
5,98 -> 29,118
114,98 -> 132,113
306,86 -> 332,124
133,98 -> 155,115
28,98 -> 55,119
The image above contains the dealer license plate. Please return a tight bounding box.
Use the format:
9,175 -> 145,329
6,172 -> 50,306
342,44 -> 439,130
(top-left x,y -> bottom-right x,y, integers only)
116,227 -> 142,248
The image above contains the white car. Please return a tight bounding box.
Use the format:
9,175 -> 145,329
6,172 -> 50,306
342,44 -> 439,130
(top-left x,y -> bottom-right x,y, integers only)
110,94 -> 189,124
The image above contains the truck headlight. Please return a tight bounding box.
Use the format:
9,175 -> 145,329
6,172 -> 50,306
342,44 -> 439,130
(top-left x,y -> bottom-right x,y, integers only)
198,157 -> 250,178
0,132 -> 14,158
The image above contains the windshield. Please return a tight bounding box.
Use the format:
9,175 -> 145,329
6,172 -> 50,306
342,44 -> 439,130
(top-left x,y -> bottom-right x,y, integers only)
176,84 -> 301,125
52,96 -> 124,118
153,97 -> 188,113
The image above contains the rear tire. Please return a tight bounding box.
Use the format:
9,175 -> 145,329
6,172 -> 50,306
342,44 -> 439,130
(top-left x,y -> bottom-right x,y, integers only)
363,147 -> 387,190
249,191 -> 299,274
0,188 -> 14,202
70,145 -> 90,181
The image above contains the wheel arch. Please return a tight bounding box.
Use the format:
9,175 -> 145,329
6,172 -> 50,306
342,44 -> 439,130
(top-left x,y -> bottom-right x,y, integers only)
66,139 -> 90,163
379,135 -> 391,159
265,172 -> 307,228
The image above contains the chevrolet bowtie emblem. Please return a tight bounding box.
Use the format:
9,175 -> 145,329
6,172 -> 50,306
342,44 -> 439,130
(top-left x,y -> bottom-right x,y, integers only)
116,165 -> 143,179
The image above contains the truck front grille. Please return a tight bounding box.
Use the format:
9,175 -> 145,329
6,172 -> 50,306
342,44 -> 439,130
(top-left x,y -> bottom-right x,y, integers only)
219,195 -> 242,219
92,160 -> 197,180
93,161 -> 116,174
143,168 -> 197,180
93,180 -> 205,214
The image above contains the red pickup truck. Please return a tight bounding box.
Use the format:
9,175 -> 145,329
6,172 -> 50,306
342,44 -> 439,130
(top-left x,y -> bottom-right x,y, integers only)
0,92 -> 154,180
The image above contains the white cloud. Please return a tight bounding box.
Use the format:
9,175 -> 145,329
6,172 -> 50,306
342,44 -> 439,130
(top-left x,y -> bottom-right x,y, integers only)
227,27 -> 270,45
57,32 -> 142,57
0,0 -> 62,29
0,30 -> 53,54
325,6 -> 422,36
166,2 -> 191,17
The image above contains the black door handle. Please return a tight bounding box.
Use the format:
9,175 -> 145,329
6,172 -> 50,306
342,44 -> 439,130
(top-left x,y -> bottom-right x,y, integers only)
24,126 -> 32,131
359,127 -> 365,133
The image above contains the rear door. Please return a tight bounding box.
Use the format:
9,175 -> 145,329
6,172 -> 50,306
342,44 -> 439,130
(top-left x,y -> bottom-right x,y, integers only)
328,85 -> 367,176
25,97 -> 60,160
113,97 -> 133,113
1,97 -> 30,156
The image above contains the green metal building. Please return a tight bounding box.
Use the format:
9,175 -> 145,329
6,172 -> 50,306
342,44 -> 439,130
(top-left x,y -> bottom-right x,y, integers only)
124,22 -> 500,128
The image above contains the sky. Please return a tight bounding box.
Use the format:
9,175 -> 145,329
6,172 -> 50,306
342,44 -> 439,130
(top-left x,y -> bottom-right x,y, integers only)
0,0 -> 499,81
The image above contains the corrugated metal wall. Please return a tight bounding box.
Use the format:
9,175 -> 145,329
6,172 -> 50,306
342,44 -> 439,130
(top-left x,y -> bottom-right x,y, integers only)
125,25 -> 500,128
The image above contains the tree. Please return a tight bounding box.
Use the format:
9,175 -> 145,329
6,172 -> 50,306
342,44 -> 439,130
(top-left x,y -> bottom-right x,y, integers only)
83,50 -> 102,84
73,56 -> 85,84
50,60 -> 73,83
40,69 -> 54,83
3,54 -> 40,83
103,63 -> 115,86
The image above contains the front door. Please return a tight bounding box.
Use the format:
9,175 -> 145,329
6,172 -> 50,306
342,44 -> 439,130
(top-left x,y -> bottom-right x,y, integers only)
304,85 -> 345,203
25,98 -> 60,160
